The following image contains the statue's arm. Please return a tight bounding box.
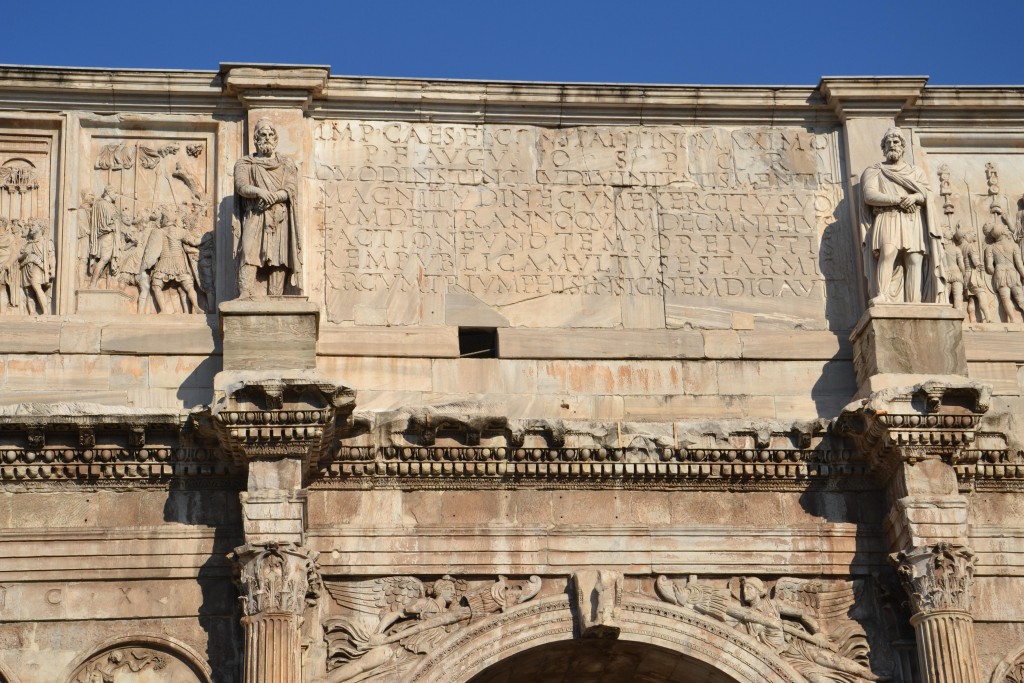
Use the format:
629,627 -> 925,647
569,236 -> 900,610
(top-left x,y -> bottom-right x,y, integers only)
985,247 -> 995,274
233,161 -> 267,200
861,167 -> 899,207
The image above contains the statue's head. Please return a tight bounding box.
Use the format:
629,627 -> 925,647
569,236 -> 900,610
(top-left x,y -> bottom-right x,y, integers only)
881,128 -> 906,162
740,577 -> 767,604
253,119 -> 278,157
432,576 -> 457,604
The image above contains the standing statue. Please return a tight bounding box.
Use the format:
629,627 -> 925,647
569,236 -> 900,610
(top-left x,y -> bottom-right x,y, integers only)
861,128 -> 945,304
88,185 -> 124,287
234,119 -> 301,297
19,219 -> 54,314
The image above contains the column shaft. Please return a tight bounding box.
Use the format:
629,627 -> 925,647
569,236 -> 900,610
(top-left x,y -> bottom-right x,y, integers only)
912,610 -> 980,683
243,612 -> 302,683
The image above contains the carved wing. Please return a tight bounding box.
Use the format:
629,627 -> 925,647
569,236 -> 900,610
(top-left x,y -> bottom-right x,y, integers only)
772,577 -> 857,623
325,576 -> 425,616
773,578 -> 870,666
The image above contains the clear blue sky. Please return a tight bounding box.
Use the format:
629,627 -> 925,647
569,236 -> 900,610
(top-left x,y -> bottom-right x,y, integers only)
5,0 -> 1022,85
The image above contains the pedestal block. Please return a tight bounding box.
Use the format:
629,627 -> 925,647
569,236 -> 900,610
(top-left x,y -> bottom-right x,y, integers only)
219,297 -> 319,371
850,303 -> 966,396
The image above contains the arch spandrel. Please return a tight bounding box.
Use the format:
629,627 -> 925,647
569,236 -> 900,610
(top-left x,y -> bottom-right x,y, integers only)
401,595 -> 807,683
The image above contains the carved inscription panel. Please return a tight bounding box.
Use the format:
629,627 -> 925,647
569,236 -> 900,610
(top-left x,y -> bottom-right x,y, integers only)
314,121 -> 855,329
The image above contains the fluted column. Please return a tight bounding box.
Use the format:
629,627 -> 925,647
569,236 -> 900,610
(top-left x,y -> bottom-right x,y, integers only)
892,543 -> 980,683
232,542 -> 319,683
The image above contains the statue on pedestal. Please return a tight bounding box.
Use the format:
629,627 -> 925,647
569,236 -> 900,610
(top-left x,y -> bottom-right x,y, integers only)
234,119 -> 302,297
861,128 -> 946,304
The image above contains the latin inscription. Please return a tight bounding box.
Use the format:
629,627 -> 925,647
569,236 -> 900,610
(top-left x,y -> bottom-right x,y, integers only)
315,122 -> 851,328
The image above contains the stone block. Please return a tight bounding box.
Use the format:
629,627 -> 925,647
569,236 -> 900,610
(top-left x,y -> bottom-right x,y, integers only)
5,354 -> 111,391
318,325 -> 459,357
219,298 -> 317,371
497,329 -> 704,359
0,320 -> 61,353
101,318 -> 219,355
318,356 -> 433,392
851,303 -> 966,391
110,355 -> 149,389
58,321 -> 101,353
702,330 -> 741,359
148,355 -> 219,389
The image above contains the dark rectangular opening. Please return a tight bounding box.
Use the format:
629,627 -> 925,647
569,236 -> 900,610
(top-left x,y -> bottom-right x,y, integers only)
458,327 -> 498,358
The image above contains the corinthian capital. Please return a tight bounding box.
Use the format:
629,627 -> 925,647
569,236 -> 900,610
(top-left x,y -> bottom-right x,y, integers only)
231,542 -> 320,617
891,542 -> 975,616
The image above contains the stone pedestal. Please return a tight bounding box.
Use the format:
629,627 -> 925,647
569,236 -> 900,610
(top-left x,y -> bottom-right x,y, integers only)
219,297 -> 319,371
850,303 -> 966,396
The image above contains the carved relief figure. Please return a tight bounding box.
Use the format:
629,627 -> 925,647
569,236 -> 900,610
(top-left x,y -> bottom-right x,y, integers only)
18,218 -> 54,314
942,226 -> 965,312
955,226 -> 997,323
234,119 -> 301,297
861,128 -> 945,304
324,575 -> 541,683
88,185 -> 124,287
0,217 -> 22,312
656,575 -> 880,683
150,209 -> 203,314
73,649 -> 167,683
80,136 -> 215,313
983,211 -> 1024,323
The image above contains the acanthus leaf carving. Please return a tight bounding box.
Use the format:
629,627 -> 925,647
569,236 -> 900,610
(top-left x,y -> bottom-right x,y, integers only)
231,542 -> 320,618
891,541 -> 975,617
655,575 -> 882,683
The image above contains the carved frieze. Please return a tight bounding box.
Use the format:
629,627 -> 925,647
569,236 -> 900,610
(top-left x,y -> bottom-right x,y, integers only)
891,542 -> 975,617
656,575 -> 881,683
74,128 -> 216,314
322,574 -> 541,683
231,542 -> 320,617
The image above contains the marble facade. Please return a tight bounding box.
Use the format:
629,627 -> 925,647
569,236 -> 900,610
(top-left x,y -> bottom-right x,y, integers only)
0,64 -> 1023,683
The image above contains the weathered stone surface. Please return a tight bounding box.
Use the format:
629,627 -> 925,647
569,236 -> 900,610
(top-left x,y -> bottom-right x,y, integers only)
3,66 -> 1024,683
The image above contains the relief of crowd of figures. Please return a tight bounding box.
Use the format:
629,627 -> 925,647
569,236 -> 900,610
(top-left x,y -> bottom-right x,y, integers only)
0,164 -> 54,315
938,160 -> 1024,323
78,139 -> 214,314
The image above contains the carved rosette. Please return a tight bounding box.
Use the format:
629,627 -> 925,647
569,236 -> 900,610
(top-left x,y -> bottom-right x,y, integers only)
892,542 -> 975,618
231,542 -> 320,617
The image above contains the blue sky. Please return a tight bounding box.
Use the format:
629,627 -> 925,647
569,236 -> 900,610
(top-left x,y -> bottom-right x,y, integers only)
5,0 -> 1022,85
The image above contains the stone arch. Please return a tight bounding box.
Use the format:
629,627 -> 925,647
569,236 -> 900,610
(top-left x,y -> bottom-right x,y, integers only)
63,634 -> 212,683
0,659 -> 19,683
402,594 -> 807,683
991,643 -> 1024,683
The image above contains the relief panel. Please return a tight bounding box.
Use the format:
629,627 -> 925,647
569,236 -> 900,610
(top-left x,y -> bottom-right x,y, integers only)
0,124 -> 60,315
70,122 -> 218,315
313,121 -> 856,330
918,145 -> 1024,324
